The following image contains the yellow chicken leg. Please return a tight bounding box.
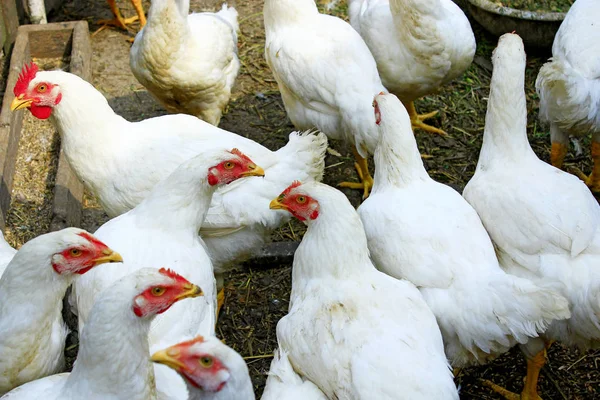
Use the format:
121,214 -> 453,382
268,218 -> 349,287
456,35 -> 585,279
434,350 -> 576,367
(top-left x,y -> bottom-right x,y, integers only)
338,148 -> 374,199
216,287 -> 225,322
131,0 -> 147,27
404,101 -> 447,136
482,347 -> 546,400
93,0 -> 145,37
570,141 -> 600,193
550,141 -> 568,169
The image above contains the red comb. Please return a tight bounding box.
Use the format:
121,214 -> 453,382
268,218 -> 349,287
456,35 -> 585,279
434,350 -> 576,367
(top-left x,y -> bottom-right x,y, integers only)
14,62 -> 39,96
230,148 -> 253,163
77,232 -> 109,249
159,268 -> 190,284
170,336 -> 206,350
280,181 -> 303,198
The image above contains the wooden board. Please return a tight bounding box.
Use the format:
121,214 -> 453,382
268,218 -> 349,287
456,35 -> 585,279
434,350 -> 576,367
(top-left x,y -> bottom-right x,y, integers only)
0,0 -> 19,54
243,241 -> 299,269
0,21 -> 91,231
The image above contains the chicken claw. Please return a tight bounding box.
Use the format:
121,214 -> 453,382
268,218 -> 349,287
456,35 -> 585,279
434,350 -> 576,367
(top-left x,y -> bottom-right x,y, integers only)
481,380 -> 522,400
569,141 -> 600,193
404,100 -> 447,136
481,347 -> 546,400
93,0 -> 146,37
570,167 -> 600,193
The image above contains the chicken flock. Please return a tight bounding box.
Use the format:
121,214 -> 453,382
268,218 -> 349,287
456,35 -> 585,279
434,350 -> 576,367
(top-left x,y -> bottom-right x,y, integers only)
1,0 -> 599,399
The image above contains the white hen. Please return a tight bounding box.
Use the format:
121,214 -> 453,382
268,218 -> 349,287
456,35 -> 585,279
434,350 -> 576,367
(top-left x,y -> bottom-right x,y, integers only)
348,0 -> 475,135
71,149 -> 264,399
10,67 -> 327,275
536,0 -> 600,191
1,268 -> 203,400
152,336 -> 254,400
269,181 -> 458,399
130,2 -> 240,125
0,229 -> 121,395
464,33 -> 600,400
263,0 -> 387,198
261,349 -> 326,400
0,231 -> 17,277
358,92 -> 570,370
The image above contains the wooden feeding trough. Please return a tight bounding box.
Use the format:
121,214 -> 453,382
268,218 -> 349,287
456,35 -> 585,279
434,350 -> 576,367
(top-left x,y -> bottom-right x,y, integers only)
0,21 -> 91,232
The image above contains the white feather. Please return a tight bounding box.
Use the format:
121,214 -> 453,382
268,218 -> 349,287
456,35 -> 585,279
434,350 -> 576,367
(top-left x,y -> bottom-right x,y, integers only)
464,33 -> 600,350
359,93 -> 570,367
130,1 -> 240,126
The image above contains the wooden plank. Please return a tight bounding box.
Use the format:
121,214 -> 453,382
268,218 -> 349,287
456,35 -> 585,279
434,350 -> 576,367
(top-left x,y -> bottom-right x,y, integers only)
49,21 -> 90,232
243,241 -> 299,270
0,26 -> 30,229
0,0 -> 20,54
0,5 -> 6,51
18,21 -> 77,59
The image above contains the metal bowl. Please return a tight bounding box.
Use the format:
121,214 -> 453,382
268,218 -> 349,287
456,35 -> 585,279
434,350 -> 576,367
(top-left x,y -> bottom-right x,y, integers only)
466,0 -> 567,48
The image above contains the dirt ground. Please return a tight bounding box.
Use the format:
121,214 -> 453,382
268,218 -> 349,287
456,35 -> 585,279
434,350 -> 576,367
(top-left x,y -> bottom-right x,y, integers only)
0,0 -> 598,398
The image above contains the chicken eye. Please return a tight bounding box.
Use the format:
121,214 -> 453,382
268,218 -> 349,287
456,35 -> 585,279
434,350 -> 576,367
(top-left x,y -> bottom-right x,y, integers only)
151,287 -> 166,296
223,162 -> 235,170
199,356 -> 213,368
296,196 -> 307,204
69,248 -> 82,257
36,84 -> 47,93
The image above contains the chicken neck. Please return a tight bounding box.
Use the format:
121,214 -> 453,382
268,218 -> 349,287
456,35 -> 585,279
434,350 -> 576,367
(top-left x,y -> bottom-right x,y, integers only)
372,100 -> 430,192
0,251 -> 71,365
63,276 -> 158,399
129,152 -> 222,233
292,184 -> 373,286
263,0 -> 318,34
476,35 -> 537,170
42,71 -> 127,193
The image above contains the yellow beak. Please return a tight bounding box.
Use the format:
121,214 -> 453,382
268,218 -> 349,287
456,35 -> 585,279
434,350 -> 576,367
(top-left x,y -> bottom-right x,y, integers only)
269,198 -> 288,211
240,164 -> 265,178
151,348 -> 186,371
175,283 -> 203,301
92,249 -> 123,265
10,95 -> 33,111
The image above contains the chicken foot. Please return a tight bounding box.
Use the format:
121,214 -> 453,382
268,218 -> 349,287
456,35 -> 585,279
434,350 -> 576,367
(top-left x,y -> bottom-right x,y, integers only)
481,341 -> 549,400
570,141 -> 600,193
404,101 -> 447,136
338,147 -> 374,200
94,0 -> 146,36
216,288 -> 225,321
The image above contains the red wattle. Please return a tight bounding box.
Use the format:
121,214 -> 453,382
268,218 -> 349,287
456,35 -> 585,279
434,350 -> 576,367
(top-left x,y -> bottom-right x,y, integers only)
30,104 -> 53,120
208,173 -> 219,186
